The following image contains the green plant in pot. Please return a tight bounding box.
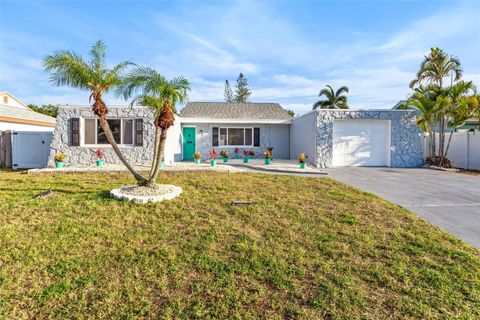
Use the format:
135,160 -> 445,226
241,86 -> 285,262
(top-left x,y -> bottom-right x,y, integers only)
233,148 -> 240,159
299,153 -> 308,169
95,149 -> 105,167
194,151 -> 201,164
220,149 -> 229,162
54,152 -> 65,168
242,149 -> 249,163
248,150 -> 255,159
210,149 -> 218,166
264,151 -> 272,164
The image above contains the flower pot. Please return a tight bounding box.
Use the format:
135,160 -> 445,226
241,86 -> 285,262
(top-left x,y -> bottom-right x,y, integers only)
243,158 -> 248,163
160,161 -> 165,169
249,155 -> 254,159
299,162 -> 306,169
233,155 -> 240,159
211,159 -> 217,166
194,158 -> 201,164
96,160 -> 104,167
264,158 -> 271,165
222,157 -> 228,163
55,162 -> 64,168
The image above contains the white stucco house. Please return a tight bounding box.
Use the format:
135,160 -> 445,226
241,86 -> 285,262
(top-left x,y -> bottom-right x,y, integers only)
0,92 -> 56,131
48,102 -> 423,168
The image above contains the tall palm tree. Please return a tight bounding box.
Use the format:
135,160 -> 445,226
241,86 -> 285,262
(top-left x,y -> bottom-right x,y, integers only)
313,85 -> 349,110
118,67 -> 190,187
43,40 -> 147,184
409,47 -> 463,158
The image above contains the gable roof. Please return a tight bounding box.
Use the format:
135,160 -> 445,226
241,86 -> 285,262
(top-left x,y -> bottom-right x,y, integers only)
0,104 -> 56,127
180,102 -> 293,123
0,91 -> 31,110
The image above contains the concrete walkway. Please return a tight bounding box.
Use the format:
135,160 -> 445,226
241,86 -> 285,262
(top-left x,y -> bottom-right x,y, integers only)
28,159 -> 325,175
326,167 -> 480,248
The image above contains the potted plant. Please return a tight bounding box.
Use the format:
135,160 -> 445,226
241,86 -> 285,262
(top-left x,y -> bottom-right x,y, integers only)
210,149 -> 218,166
194,151 -> 201,164
268,147 -> 274,160
95,149 -> 105,167
299,153 -> 308,169
264,151 -> 272,164
233,148 -> 240,159
54,152 -> 65,168
248,150 -> 255,159
242,149 -> 249,163
220,149 -> 229,163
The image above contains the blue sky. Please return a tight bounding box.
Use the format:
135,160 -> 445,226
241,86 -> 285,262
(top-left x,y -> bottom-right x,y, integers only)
1,0 -> 479,114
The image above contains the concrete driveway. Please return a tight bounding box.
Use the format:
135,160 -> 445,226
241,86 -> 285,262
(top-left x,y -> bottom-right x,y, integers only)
326,167 -> 480,248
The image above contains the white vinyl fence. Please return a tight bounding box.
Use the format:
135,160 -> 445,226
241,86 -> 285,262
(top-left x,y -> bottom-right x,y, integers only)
421,132 -> 480,170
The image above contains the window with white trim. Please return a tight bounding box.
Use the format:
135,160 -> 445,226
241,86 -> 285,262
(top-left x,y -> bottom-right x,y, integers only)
213,127 -> 256,147
84,119 -> 134,145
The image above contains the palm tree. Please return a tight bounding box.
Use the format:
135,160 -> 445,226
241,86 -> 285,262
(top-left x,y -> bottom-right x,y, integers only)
313,85 -> 349,110
43,40 -> 147,184
405,86 -> 442,158
409,47 -> 463,158
444,81 -> 478,160
118,67 -> 190,187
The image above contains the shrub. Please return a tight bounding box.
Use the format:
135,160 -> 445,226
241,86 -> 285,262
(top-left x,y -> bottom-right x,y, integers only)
194,151 -> 201,159
298,153 -> 308,163
54,152 -> 65,163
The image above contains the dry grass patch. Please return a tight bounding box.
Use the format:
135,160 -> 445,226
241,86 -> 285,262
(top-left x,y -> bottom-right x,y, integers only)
0,171 -> 479,319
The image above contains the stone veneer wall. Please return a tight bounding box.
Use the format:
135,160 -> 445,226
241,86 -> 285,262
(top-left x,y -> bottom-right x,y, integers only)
315,110 -> 423,168
182,123 -> 291,160
48,106 -> 155,167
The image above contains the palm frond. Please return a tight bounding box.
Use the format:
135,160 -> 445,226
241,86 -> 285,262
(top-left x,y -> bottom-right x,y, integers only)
43,50 -> 93,89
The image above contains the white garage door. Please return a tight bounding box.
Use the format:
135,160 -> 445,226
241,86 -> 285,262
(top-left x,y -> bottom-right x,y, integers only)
332,120 -> 390,167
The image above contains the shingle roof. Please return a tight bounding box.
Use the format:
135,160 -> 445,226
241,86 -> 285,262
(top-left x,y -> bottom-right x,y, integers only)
0,104 -> 56,125
180,102 -> 292,120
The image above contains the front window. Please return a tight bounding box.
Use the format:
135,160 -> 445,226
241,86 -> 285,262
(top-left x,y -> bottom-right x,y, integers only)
84,119 -> 134,145
216,128 -> 253,146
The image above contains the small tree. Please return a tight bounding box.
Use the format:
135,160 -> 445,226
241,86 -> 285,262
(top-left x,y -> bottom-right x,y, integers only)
43,40 -> 146,184
118,67 -> 190,187
234,73 -> 251,103
224,80 -> 234,102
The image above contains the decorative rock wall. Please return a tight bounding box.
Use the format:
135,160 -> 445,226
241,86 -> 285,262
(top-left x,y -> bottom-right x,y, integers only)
48,106 -> 155,167
315,110 -> 423,168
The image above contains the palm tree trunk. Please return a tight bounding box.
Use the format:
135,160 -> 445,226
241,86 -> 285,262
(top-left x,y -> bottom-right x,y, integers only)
98,117 -> 147,184
149,125 -> 161,177
444,129 -> 455,160
145,128 -> 167,188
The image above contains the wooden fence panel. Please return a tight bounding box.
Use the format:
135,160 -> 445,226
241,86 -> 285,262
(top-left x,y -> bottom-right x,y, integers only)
0,131 -> 13,169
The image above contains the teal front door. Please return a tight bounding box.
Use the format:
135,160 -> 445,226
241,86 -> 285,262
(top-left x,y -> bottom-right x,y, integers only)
182,127 -> 196,160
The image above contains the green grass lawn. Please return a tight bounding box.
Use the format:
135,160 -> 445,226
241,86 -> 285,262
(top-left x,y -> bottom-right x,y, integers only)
0,171 -> 479,319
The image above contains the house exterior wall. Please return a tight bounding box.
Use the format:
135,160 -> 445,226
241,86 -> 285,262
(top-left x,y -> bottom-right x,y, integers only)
314,110 -> 423,168
290,111 -> 317,166
181,123 -> 291,159
0,121 -> 55,132
48,106 -> 156,167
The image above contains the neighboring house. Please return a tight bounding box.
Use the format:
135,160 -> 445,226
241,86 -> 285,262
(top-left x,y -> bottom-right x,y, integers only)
0,92 -> 56,131
49,102 -> 423,168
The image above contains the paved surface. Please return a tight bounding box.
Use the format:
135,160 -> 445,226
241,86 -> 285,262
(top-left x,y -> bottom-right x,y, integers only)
326,167 -> 480,248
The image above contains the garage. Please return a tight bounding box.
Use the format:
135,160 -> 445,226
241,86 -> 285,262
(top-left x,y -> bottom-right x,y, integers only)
290,109 -> 424,168
332,119 -> 390,167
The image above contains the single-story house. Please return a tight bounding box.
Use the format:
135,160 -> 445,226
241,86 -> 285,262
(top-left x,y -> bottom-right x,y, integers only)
0,92 -> 56,131
48,102 -> 423,168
